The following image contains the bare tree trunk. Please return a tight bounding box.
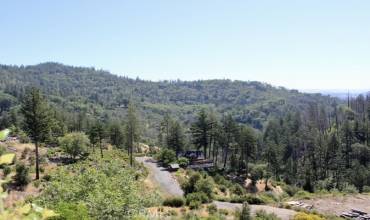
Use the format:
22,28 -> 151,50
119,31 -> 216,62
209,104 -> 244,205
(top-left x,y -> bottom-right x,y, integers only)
99,138 -> 103,158
35,141 -> 40,180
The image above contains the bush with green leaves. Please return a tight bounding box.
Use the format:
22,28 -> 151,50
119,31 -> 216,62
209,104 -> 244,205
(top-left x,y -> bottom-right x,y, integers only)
163,197 -> 185,207
255,209 -> 281,220
186,192 -> 210,205
363,185 -> 370,193
240,202 -> 251,220
155,148 -> 177,166
194,176 -> 214,198
231,184 -> 246,195
282,184 -> 300,197
341,183 -> 358,194
14,163 -> 30,187
34,150 -> 160,219
230,194 -> 266,204
51,202 -> 90,220
58,132 -> 90,159
177,157 -> 189,168
3,165 -> 11,176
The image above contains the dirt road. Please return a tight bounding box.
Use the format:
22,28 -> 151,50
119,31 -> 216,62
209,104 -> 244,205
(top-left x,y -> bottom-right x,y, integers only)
302,194 -> 370,215
137,157 -> 295,219
136,156 -> 184,197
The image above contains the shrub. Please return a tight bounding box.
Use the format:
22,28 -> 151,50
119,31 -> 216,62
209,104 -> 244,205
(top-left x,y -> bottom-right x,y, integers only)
255,210 -> 281,220
59,132 -> 90,159
53,202 -> 90,220
194,176 -> 214,198
207,204 -> 218,215
314,177 -> 335,191
165,210 -> 178,216
0,146 -> 6,156
282,184 -> 300,197
14,163 -> 30,187
230,194 -> 265,205
42,174 -> 52,182
293,212 -> 324,220
21,147 -> 31,160
240,202 -> 251,220
259,192 -> 279,203
18,131 -> 31,143
219,185 -> 227,193
189,200 -> 201,210
341,183 -> 358,194
294,190 -> 312,200
162,197 -> 185,207
363,186 -> 370,193
186,192 -> 210,205
219,208 -> 229,216
231,184 -> 246,195
3,165 -> 11,176
155,148 -> 176,166
177,157 -> 189,168
182,172 -> 202,194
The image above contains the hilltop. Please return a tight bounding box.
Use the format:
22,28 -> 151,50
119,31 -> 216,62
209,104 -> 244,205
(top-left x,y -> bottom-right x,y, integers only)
0,62 -> 338,139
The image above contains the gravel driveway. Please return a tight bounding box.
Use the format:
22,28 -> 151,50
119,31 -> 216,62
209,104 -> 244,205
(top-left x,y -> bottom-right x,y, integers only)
136,156 -> 295,219
136,156 -> 184,197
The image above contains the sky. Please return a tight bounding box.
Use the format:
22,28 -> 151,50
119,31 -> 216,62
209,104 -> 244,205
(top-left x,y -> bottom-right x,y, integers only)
1,0 -> 370,90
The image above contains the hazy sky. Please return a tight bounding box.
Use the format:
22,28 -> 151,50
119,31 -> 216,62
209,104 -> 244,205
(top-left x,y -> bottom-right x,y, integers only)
1,1 -> 370,90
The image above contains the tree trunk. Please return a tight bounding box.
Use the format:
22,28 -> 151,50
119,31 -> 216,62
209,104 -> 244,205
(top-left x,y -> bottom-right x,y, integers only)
223,146 -> 228,169
35,141 -> 40,180
99,139 -> 103,158
130,142 -> 133,167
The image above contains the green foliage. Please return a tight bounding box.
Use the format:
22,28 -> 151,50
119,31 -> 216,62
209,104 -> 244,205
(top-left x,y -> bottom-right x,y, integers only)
0,129 -> 10,141
282,184 -> 300,197
51,202 -> 90,220
34,150 -> 159,219
162,197 -> 185,207
362,185 -> 370,193
341,183 -> 359,194
58,132 -> 90,159
239,202 -> 251,220
155,148 -> 177,166
3,165 -> 11,176
255,210 -> 281,220
194,176 -> 214,199
207,204 -> 218,215
293,212 -> 324,220
177,157 -> 189,168
188,200 -> 201,210
186,192 -> 210,205
230,194 -> 266,205
14,163 -> 30,187
0,153 -> 16,165
231,184 -> 246,195
249,164 -> 266,186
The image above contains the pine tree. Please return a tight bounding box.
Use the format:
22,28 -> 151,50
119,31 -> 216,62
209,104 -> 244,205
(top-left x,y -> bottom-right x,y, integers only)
21,88 -> 52,179
191,109 -> 210,158
125,101 -> 139,166
167,120 -> 184,157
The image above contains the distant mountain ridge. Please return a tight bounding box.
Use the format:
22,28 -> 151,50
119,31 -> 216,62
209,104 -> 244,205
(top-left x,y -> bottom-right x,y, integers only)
0,62 -> 339,138
303,89 -> 370,99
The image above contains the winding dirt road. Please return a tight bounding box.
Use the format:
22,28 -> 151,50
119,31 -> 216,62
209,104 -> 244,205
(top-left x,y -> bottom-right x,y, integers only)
136,156 -> 184,197
136,156 -> 296,220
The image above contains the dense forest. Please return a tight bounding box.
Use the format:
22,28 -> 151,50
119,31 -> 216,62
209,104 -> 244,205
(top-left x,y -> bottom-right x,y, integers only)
1,62 -> 370,219
0,63 -> 335,138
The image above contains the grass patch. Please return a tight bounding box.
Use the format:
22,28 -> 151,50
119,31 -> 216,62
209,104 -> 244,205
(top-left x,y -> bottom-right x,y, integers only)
0,153 -> 16,165
0,129 -> 10,141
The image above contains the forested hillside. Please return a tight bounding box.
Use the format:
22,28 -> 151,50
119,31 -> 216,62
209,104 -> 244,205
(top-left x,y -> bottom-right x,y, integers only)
2,62 -> 370,219
0,62 -> 336,139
